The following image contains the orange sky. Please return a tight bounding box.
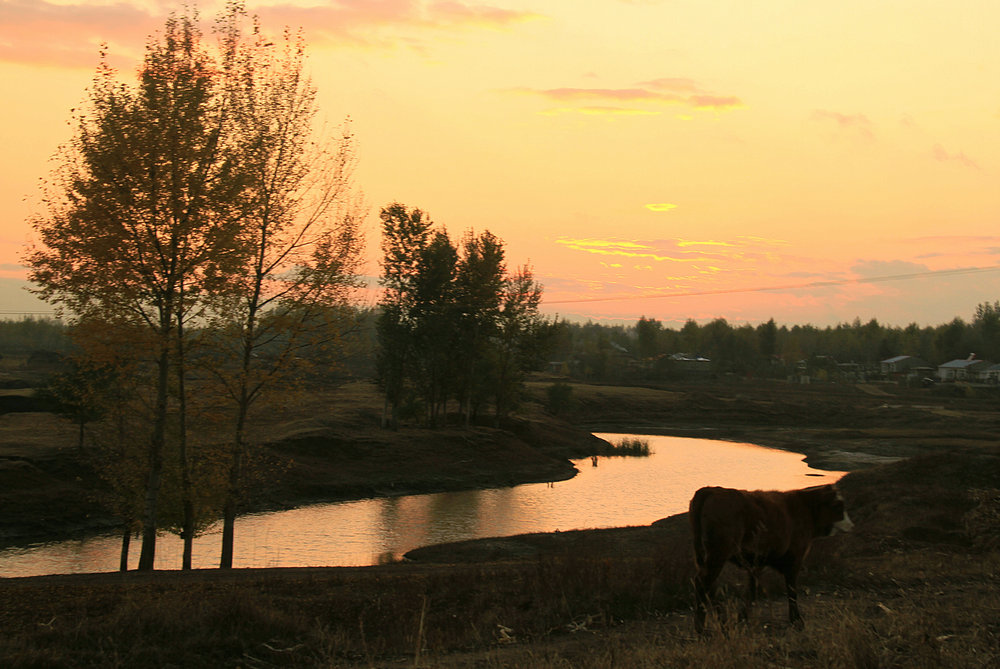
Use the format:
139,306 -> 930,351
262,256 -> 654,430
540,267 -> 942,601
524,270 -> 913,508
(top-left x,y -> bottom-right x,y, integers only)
2,0 -> 999,328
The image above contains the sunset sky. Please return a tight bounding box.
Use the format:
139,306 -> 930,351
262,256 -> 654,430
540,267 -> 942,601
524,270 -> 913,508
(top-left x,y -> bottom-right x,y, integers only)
2,0 -> 998,328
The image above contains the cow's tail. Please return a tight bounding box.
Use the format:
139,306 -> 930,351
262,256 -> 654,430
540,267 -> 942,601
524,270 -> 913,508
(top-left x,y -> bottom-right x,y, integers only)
689,487 -> 712,567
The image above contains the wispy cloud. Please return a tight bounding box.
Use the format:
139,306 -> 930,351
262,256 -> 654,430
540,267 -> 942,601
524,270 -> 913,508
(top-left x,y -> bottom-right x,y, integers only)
0,0 -> 543,67
428,1 -> 544,28
555,236 -> 785,265
645,203 -> 677,211
516,77 -> 743,116
539,106 -> 662,117
0,0 -> 154,68
638,77 -> 700,93
691,94 -> 742,110
810,110 -> 875,140
532,87 -> 682,103
932,144 -> 981,170
259,0 -> 544,48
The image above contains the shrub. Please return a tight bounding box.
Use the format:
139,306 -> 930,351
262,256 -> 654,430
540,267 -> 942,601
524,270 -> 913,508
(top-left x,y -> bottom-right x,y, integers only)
604,437 -> 652,457
545,382 -> 575,416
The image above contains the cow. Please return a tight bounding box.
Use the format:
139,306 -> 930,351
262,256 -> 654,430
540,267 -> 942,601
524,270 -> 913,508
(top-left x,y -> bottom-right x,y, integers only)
689,483 -> 853,632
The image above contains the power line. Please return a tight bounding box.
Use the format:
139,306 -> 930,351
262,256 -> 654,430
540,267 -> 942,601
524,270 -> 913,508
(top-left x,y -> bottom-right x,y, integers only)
544,264 -> 1000,306
0,311 -> 59,316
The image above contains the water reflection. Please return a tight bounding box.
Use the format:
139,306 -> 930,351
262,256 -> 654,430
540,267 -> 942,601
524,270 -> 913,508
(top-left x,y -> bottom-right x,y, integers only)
0,435 -> 843,577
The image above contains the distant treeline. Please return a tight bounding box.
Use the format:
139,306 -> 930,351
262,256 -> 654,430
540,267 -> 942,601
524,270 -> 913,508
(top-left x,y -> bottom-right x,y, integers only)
546,302 -> 1000,382
0,317 -> 72,355
5,301 -> 999,385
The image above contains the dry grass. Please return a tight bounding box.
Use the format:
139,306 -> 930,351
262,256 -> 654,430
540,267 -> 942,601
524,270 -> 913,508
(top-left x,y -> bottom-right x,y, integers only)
3,377 -> 1000,666
3,451 -> 1000,667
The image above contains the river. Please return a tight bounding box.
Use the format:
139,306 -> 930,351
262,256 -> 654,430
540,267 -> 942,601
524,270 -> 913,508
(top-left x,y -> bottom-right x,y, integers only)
0,434 -> 843,577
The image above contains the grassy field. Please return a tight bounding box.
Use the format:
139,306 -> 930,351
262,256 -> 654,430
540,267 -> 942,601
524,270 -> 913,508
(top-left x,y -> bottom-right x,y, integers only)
2,374 -> 1000,666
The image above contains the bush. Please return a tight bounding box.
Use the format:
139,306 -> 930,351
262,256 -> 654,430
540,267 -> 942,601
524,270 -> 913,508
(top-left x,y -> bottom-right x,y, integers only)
545,382 -> 575,416
604,437 -> 652,457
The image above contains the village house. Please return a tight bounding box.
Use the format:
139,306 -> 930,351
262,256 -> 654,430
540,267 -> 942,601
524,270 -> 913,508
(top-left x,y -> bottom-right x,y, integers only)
880,355 -> 934,382
979,363 -> 1000,384
937,356 -> 992,381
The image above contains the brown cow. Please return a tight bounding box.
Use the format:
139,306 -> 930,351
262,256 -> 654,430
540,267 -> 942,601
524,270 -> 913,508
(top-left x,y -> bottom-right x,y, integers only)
689,483 -> 853,632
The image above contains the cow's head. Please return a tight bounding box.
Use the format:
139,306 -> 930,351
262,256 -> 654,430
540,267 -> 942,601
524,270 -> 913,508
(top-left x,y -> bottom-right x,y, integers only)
807,484 -> 854,536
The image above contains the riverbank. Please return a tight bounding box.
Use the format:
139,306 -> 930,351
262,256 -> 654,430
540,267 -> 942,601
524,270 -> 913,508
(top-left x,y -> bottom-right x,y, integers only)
2,448 -> 998,667
531,377 -> 1000,471
0,380 -> 615,548
2,377 -> 1000,666
3,376 -> 998,548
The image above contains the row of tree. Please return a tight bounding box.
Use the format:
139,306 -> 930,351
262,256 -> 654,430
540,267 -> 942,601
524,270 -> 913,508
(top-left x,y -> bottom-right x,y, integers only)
24,4 -> 364,571
19,5 -> 552,573
549,304 -> 1000,382
375,204 -> 552,428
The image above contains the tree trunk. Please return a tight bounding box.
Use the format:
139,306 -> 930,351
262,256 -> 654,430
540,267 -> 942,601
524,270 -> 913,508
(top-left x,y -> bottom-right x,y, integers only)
221,322 -> 253,570
137,336 -> 170,571
177,302 -> 194,570
119,525 -> 131,572
219,444 -> 242,569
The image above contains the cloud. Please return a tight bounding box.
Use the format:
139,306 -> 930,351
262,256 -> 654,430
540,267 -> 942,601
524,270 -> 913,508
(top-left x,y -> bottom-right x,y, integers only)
810,110 -> 875,140
639,77 -> 700,93
645,203 -> 677,212
251,1 -> 545,50
690,94 -> 743,111
850,259 -> 930,279
517,78 -> 743,115
533,87 -> 681,103
539,106 -> 662,117
932,144 -> 981,170
0,0 -> 154,68
0,0 -> 543,67
676,239 -> 731,247
428,1 -> 544,28
555,236 -> 784,265
900,235 -> 1000,263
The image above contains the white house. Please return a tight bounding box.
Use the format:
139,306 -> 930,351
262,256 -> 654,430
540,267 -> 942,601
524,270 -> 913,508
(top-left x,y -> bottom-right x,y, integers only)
881,355 -> 932,377
980,363 -> 1000,384
937,357 -> 991,381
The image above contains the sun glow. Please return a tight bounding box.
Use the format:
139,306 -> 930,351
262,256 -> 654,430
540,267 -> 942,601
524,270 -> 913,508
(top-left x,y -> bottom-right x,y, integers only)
3,1 -> 1000,326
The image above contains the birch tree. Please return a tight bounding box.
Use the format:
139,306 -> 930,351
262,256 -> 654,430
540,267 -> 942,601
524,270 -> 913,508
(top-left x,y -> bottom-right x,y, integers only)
210,7 -> 364,569
376,204 -> 433,428
26,9 -> 250,570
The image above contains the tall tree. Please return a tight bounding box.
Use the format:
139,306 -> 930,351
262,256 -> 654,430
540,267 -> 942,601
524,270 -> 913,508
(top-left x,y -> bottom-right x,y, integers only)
454,231 -> 505,424
635,316 -> 662,359
26,9 -> 249,570
410,231 -> 460,425
490,265 -> 546,424
209,6 -> 364,569
375,210 -> 550,426
376,203 -> 433,427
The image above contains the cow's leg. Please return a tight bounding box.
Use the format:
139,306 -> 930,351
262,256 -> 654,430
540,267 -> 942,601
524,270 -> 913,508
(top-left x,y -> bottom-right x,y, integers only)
740,567 -> 760,622
783,569 -> 804,629
693,559 -> 724,634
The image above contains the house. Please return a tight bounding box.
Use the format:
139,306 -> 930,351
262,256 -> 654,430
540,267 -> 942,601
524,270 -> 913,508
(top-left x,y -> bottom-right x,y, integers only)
980,363 -> 1000,384
668,353 -> 712,374
880,355 -> 932,377
937,356 -> 991,381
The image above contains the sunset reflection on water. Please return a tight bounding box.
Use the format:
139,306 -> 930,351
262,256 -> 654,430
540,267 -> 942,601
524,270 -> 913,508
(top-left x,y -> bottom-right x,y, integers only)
0,435 -> 843,577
